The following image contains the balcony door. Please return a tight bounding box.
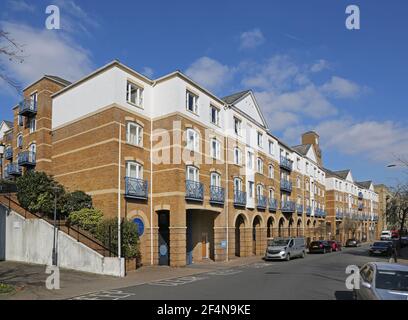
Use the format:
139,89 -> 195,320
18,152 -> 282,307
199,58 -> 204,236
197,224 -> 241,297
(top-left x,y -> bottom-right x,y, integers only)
210,172 -> 220,187
186,166 -> 199,182
127,162 -> 143,179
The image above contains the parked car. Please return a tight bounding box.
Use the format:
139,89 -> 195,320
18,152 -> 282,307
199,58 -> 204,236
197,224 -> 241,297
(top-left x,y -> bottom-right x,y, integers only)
345,239 -> 360,247
264,237 -> 306,261
328,240 -> 342,252
400,236 -> 408,248
369,241 -> 393,256
354,262 -> 408,300
380,231 -> 392,241
309,240 -> 332,254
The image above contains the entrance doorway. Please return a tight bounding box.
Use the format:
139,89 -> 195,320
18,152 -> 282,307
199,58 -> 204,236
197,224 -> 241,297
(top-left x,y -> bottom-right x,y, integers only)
235,214 -> 246,257
252,216 -> 261,255
0,206 -> 6,261
158,211 -> 169,266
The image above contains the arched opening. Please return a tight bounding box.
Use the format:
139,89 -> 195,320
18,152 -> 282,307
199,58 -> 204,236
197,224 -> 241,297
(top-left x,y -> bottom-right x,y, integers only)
288,218 -> 294,237
252,215 -> 262,255
278,218 -> 285,237
297,219 -> 302,237
267,217 -> 274,238
235,214 -> 246,257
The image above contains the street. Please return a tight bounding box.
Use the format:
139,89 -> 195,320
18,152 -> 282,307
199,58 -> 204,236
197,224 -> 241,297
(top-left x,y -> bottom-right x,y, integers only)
71,244 -> 391,300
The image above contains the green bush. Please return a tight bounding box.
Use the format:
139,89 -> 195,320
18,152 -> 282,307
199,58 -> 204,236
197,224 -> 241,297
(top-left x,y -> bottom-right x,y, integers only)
68,208 -> 103,233
95,218 -> 140,259
62,191 -> 93,215
16,171 -> 65,216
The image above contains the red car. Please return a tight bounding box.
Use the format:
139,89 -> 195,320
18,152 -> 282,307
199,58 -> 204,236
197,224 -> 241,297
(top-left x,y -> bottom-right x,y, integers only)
328,240 -> 342,252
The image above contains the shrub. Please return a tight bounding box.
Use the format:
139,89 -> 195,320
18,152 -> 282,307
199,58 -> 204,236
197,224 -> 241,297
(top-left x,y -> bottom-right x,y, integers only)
95,218 -> 140,259
16,171 -> 65,216
62,191 -> 93,216
68,208 -> 103,233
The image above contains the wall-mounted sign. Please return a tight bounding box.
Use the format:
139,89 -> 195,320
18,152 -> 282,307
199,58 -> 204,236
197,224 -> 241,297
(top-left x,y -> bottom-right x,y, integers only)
220,240 -> 227,249
133,218 -> 144,236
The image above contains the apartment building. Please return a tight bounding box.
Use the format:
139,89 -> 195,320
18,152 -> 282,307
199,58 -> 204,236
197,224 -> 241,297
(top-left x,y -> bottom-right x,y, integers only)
1,60 -> 381,267
374,184 -> 391,237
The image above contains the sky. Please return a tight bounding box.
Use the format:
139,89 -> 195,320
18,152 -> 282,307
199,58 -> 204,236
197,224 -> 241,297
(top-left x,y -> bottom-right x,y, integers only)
0,0 -> 407,186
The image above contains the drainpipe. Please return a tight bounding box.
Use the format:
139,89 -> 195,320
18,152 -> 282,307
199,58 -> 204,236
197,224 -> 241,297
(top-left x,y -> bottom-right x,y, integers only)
117,123 -> 122,259
150,81 -> 157,266
225,135 -> 229,262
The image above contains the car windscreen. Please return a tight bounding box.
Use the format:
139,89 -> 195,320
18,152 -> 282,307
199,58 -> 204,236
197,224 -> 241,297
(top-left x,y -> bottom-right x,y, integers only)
376,270 -> 408,292
268,239 -> 289,246
373,242 -> 388,247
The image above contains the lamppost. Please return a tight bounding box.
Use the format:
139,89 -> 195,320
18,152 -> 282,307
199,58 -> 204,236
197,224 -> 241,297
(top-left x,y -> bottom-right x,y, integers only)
0,143 -> 4,180
51,185 -> 61,266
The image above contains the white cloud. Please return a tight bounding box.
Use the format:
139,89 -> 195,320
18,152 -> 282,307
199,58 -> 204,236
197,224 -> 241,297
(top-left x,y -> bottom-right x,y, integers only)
7,0 -> 35,12
310,59 -> 329,73
0,21 -> 93,87
321,76 -> 362,99
316,119 -> 408,162
239,28 -> 265,50
185,56 -> 233,91
141,67 -> 154,78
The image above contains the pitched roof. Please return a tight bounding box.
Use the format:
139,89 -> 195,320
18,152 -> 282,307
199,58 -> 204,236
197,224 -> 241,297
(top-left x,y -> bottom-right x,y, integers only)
44,75 -> 72,87
323,168 -> 350,180
221,90 -> 251,105
3,120 -> 13,128
291,144 -> 311,156
356,181 -> 372,189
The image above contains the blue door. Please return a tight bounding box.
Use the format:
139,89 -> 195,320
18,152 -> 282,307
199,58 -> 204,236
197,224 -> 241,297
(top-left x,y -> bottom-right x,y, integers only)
158,212 -> 169,266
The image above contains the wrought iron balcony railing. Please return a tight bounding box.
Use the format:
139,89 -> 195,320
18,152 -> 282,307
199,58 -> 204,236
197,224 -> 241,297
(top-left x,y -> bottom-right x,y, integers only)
257,195 -> 267,210
210,186 -> 225,205
185,180 -> 204,201
280,179 -> 292,193
234,190 -> 247,207
280,156 -> 293,171
296,204 -> 303,215
6,163 -> 22,176
268,198 -> 278,212
336,211 -> 343,220
4,146 -> 13,160
19,98 -> 37,116
18,151 -> 36,167
358,203 -> 364,210
125,177 -> 148,200
306,206 -> 311,216
281,200 -> 295,213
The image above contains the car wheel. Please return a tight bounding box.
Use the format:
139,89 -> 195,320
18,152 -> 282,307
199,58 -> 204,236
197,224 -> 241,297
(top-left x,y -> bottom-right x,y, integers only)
286,253 -> 290,261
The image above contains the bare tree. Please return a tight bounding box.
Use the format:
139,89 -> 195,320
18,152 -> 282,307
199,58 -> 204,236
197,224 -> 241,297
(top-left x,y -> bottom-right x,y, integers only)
343,217 -> 358,239
0,29 -> 25,91
386,183 -> 408,239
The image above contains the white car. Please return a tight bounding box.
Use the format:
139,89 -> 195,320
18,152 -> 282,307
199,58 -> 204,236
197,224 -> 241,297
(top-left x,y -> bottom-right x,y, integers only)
380,231 -> 392,241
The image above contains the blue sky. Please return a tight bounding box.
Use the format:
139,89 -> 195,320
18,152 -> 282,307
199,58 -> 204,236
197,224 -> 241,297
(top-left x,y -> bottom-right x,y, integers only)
0,0 -> 407,185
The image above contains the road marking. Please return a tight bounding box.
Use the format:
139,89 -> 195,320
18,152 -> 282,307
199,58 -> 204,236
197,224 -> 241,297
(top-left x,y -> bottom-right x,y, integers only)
240,262 -> 271,269
206,269 -> 243,276
149,275 -> 208,287
70,290 -> 135,300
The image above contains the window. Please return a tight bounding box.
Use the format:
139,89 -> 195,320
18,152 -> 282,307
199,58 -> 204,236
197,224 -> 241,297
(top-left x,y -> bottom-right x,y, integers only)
17,134 -> 23,148
210,105 -> 220,126
18,115 -> 23,126
29,143 -> 36,154
269,189 -> 274,199
297,196 -> 302,205
268,140 -> 274,155
306,162 -> 309,174
29,118 -> 36,133
297,157 -> 301,170
248,181 -> 254,198
126,82 -> 144,107
233,117 -> 242,136
186,91 -> 199,114
30,92 -> 38,109
186,166 -> 199,182
256,184 -> 263,197
256,157 -> 263,174
186,129 -> 199,151
247,151 -> 254,169
233,147 -> 242,165
210,172 -> 221,187
257,132 -> 263,148
297,176 -> 301,188
306,181 -> 309,191
234,178 -> 242,192
127,162 -> 143,179
211,138 -> 221,159
127,122 -> 143,146
268,164 -> 274,179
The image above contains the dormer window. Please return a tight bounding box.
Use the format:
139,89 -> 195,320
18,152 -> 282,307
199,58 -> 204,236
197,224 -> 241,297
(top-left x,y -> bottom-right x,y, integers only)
126,81 -> 144,107
186,91 -> 199,114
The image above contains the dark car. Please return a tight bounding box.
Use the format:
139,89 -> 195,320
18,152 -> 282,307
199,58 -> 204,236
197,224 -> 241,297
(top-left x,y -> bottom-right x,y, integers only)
369,241 -> 393,256
345,239 -> 359,247
309,240 -> 332,254
328,240 -> 342,252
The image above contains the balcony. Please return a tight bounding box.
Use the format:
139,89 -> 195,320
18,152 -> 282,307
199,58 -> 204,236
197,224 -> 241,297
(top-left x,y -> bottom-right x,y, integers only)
257,195 -> 267,210
280,179 -> 292,193
234,190 -> 247,207
358,192 -> 363,200
6,163 -> 22,177
296,204 -> 303,215
358,203 -> 364,211
4,147 -> 13,160
18,98 -> 37,117
268,198 -> 278,212
336,211 -> 343,220
210,186 -> 225,205
281,200 -> 295,213
125,177 -> 148,200
18,151 -> 36,167
280,156 -> 293,172
306,206 -> 311,217
185,180 -> 204,202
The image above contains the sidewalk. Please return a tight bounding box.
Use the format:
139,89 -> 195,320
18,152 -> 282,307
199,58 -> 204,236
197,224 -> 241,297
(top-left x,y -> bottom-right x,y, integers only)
0,256 -> 262,300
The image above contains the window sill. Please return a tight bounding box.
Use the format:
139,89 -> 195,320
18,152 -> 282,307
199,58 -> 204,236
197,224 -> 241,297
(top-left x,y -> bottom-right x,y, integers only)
186,109 -> 199,117
126,142 -> 144,149
127,101 -> 144,110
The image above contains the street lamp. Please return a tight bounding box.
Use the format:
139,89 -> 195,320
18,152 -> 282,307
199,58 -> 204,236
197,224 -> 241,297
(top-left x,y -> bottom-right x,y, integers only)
51,185 -> 61,266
